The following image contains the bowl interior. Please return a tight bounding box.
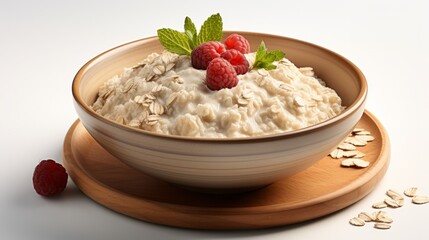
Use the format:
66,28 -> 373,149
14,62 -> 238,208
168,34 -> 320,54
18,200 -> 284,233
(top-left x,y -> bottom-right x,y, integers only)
242,32 -> 363,107
73,31 -> 365,133
74,37 -> 163,106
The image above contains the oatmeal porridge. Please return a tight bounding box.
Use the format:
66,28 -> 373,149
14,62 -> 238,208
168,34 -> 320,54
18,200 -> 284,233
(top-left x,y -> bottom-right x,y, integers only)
91,51 -> 345,138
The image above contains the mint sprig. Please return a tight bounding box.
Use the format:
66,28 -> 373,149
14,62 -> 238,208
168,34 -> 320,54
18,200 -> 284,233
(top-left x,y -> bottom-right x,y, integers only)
195,14 -> 223,46
157,13 -> 223,56
252,41 -> 285,70
157,28 -> 192,55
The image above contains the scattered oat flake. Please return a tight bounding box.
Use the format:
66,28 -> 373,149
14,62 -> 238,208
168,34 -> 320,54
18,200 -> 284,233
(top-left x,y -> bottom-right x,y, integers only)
355,135 -> 375,142
349,217 -> 365,226
344,136 -> 367,146
332,127 -> 373,171
358,212 -> 374,222
375,211 -> 393,223
386,189 -> 404,200
342,150 -> 358,158
355,130 -> 371,135
370,211 -> 377,220
338,142 -> 356,151
396,198 -> 405,207
352,158 -> 370,168
374,223 -> 391,229
372,201 -> 388,209
350,186 -> 429,230
352,128 -> 365,133
341,159 -> 355,167
412,195 -> 429,204
404,187 -> 418,197
330,149 -> 344,159
353,151 -> 366,158
384,198 -> 400,208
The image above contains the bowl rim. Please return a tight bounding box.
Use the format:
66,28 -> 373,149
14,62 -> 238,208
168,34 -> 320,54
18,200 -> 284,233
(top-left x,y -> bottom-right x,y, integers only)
72,31 -> 367,143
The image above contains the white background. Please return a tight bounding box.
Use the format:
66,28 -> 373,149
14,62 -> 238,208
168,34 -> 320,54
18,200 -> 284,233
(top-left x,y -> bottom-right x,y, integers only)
1,0 -> 428,239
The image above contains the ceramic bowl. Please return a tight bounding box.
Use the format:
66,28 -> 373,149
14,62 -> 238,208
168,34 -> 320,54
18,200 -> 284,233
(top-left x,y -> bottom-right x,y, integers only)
72,31 -> 367,193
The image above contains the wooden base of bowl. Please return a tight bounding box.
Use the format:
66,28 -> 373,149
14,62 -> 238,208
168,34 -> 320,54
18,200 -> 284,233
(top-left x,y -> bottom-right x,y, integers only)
62,110 -> 390,230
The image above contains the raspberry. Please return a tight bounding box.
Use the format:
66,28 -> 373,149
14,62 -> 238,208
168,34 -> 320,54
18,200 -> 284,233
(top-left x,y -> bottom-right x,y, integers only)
191,41 -> 226,70
220,49 -> 249,75
206,58 -> 238,90
33,159 -> 68,197
224,34 -> 250,54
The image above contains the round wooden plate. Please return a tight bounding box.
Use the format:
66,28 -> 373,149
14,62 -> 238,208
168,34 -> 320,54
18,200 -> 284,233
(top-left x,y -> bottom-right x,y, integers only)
63,110 -> 390,230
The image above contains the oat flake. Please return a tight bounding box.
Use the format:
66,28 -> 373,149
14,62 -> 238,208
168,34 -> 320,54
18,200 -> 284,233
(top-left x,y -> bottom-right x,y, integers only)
412,195 -> 429,204
349,217 -> 365,226
404,187 -> 418,197
374,223 -> 391,229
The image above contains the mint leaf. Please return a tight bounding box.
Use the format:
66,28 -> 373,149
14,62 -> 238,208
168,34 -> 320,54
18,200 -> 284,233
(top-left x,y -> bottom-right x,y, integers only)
270,50 -> 285,61
184,17 -> 197,36
253,41 -> 285,70
196,13 -> 223,46
157,28 -> 192,55
185,30 -> 196,49
254,41 -> 268,63
264,64 -> 278,70
184,17 -> 197,49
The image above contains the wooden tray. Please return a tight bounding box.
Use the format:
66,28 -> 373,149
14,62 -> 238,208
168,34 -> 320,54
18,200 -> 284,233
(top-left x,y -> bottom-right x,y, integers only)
63,110 -> 390,230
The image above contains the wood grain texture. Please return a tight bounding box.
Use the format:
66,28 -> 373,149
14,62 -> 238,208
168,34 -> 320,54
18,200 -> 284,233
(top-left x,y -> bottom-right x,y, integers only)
62,110 -> 390,230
